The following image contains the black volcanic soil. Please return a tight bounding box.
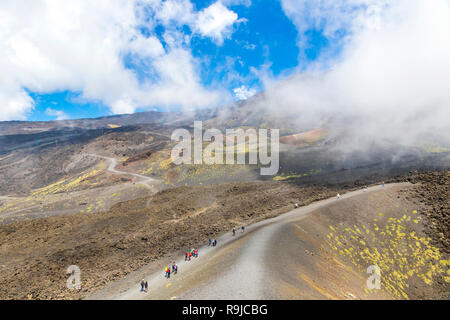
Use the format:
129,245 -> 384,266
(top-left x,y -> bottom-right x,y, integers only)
402,171 -> 449,254
0,125 -> 171,196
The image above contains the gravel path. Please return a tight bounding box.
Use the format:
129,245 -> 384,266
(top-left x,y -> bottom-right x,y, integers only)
84,153 -> 159,192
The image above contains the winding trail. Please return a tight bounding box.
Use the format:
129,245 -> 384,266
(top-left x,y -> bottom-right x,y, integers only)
84,153 -> 159,193
90,182 -> 408,300
0,154 -> 160,220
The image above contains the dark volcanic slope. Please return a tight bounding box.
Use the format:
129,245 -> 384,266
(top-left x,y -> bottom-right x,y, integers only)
0,111 -> 176,136
0,124 -> 171,195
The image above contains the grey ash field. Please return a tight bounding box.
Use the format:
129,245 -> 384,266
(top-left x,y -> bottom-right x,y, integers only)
0,106 -> 449,300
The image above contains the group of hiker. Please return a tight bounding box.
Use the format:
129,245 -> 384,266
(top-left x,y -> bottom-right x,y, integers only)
232,226 -> 245,236
141,180 -> 393,292
140,226 -> 248,292
165,261 -> 178,278
185,248 -> 199,261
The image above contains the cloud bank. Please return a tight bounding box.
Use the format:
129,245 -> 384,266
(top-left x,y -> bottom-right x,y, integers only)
0,0 -> 240,120
259,0 -> 450,147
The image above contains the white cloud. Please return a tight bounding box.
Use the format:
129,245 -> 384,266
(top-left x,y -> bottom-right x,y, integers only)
139,48 -> 226,112
128,36 -> 165,59
45,108 -> 68,120
195,1 -> 239,45
154,0 -> 196,26
281,0 -> 390,62
233,85 -> 256,100
261,0 -> 450,147
0,0 -> 240,120
0,81 -> 34,120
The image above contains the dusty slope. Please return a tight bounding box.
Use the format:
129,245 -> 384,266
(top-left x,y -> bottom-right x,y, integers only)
92,183 -> 448,300
0,153 -> 161,224
0,124 -> 171,196
271,184 -> 449,300
0,171 -> 447,300
0,181 -> 336,299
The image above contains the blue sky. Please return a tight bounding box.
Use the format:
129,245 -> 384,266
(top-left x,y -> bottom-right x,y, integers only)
19,0 -> 333,122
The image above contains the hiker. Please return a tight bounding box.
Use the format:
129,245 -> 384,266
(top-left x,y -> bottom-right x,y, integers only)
185,252 -> 188,261
382,182 -> 385,188
241,226 -> 245,233
295,203 -> 298,208
337,193 -> 340,200
140,279 -> 145,292
213,239 -> 217,247
188,251 -> 191,261
165,267 -> 170,278
232,228 -> 236,236
144,280 -> 148,292
208,238 -> 212,246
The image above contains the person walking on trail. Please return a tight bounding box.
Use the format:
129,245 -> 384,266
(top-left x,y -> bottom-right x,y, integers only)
165,267 -> 171,278
208,238 -> 212,246
295,203 -> 298,208
337,193 -> 340,200
241,226 -> 245,233
144,280 -> 148,292
140,279 -> 145,292
185,252 -> 188,261
188,251 -> 191,261
213,239 -> 217,246
232,228 -> 236,236
172,262 -> 176,273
